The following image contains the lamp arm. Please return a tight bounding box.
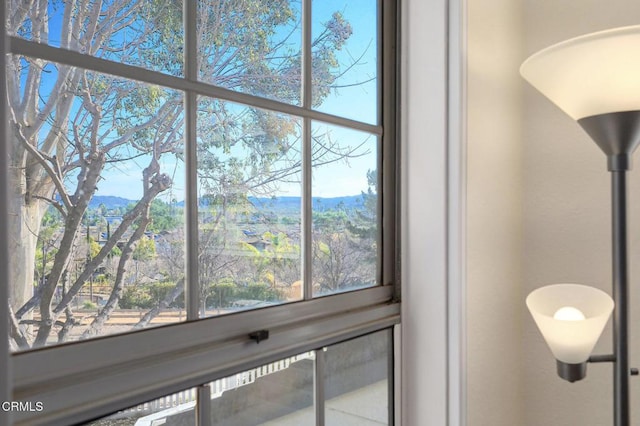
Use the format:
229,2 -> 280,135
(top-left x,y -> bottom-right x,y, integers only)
586,355 -> 638,376
588,354 -> 616,363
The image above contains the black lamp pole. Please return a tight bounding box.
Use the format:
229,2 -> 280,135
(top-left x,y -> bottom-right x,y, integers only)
578,111 -> 640,426
611,168 -> 630,426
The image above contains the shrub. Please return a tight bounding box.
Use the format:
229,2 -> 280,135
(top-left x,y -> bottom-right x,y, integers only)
236,282 -> 283,302
82,300 -> 98,310
119,286 -> 154,309
207,279 -> 238,307
149,281 -> 184,308
119,281 -> 183,309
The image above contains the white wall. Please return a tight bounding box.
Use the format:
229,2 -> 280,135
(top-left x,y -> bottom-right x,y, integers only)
466,0 -> 525,424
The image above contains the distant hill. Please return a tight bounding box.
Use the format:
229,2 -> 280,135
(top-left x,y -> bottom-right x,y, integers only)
89,195 -> 136,210
90,194 -> 367,213
249,195 -> 365,212
311,195 -> 366,210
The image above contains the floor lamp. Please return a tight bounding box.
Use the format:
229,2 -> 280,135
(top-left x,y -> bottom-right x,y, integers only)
520,25 -> 640,426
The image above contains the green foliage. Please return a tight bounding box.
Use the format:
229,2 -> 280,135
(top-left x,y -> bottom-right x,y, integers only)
119,286 -> 153,309
133,237 -> 157,261
35,208 -> 62,283
148,281 -> 180,306
34,246 -> 58,283
236,283 -> 283,302
202,278 -> 284,308
208,278 -> 238,307
347,168 -> 378,240
148,199 -> 182,232
240,231 -> 300,286
139,0 -> 184,75
280,216 -> 297,225
82,301 -> 98,310
41,208 -> 63,228
313,209 -> 349,231
119,282 -> 183,309
93,274 -> 110,285
87,237 -> 102,259
316,240 -> 331,256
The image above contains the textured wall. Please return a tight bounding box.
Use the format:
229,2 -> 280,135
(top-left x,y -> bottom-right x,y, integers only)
466,0 -> 525,424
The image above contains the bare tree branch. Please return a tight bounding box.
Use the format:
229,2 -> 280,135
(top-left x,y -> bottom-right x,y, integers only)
8,304 -> 30,350
133,278 -> 184,330
10,117 -> 73,210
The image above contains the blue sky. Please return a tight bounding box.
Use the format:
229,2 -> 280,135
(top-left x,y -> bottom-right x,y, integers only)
32,0 -> 379,202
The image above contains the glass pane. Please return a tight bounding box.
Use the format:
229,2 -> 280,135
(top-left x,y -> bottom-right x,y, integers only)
197,98 -> 302,317
209,353 -> 315,425
7,57 -> 186,350
311,123 -> 378,296
82,387 -> 197,425
7,0 -> 184,76
312,0 -> 378,124
197,0 -> 302,105
324,330 -> 391,425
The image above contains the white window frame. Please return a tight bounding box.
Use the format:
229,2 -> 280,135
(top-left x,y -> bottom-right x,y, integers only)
0,2 -> 12,424
400,0 -> 466,425
1,1 -> 401,425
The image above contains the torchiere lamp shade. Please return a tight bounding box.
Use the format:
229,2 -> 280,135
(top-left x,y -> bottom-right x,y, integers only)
526,284 -> 614,364
520,25 -> 640,120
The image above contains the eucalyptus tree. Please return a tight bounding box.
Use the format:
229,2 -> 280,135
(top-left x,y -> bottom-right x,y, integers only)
7,0 -> 363,348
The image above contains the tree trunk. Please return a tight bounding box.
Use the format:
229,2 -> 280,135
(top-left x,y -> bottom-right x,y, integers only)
7,165 -> 46,312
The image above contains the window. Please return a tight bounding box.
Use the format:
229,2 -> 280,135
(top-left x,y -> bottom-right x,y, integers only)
3,1 -> 398,424
85,330 -> 391,425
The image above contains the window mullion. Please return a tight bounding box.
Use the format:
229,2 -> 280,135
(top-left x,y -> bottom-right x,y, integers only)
196,384 -> 212,426
302,117 -> 313,300
184,0 -> 200,321
314,348 -> 326,426
9,37 -> 382,137
302,0 -> 313,300
302,0 -> 313,109
382,0 -> 399,289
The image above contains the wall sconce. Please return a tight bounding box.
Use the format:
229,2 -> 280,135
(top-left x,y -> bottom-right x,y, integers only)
520,25 -> 640,426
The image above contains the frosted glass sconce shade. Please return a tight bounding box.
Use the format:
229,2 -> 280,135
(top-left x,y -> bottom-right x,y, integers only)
520,25 -> 640,120
526,284 -> 614,364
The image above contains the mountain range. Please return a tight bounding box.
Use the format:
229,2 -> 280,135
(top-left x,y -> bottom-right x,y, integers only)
89,194 -> 367,212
